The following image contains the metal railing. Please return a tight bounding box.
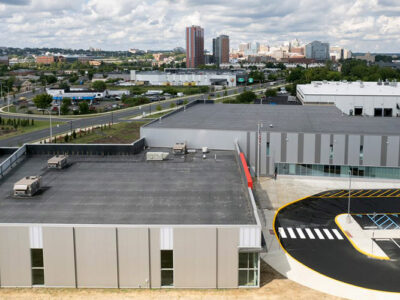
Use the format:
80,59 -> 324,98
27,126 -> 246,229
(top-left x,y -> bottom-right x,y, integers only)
0,145 -> 26,178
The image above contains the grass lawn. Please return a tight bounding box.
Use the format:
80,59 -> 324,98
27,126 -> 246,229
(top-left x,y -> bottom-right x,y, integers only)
0,118 -> 64,141
59,121 -> 146,144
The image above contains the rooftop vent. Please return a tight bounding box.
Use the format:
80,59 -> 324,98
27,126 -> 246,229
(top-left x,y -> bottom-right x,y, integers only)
48,155 -> 68,169
173,142 -> 187,155
146,152 -> 169,161
13,176 -> 41,197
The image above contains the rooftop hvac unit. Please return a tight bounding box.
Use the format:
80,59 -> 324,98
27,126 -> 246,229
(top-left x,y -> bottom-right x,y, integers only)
14,176 -> 41,197
173,142 -> 187,155
48,155 -> 68,169
202,147 -> 209,154
146,152 -> 169,161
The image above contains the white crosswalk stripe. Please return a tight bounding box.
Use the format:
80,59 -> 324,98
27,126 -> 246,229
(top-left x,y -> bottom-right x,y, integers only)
278,227 -> 287,238
287,227 -> 296,239
277,227 -> 345,241
305,228 -> 315,239
323,229 -> 334,240
296,228 -> 306,239
314,228 -> 325,239
332,229 -> 344,240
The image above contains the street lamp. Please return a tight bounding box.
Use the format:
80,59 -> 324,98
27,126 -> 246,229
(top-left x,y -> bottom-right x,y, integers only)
38,109 -> 53,142
347,168 -> 352,223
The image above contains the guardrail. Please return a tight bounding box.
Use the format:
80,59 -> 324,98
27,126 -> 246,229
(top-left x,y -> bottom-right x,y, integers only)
0,145 -> 26,178
26,138 -> 146,156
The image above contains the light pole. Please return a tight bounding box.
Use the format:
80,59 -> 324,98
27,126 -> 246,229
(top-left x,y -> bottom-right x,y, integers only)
39,109 -> 53,142
347,168 -> 352,223
257,121 -> 263,181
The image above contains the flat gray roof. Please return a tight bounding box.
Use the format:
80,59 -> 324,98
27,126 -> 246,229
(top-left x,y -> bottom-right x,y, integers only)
147,103 -> 400,135
0,149 -> 255,225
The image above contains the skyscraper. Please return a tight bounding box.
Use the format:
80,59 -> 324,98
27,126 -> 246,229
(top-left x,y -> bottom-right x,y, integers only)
305,41 -> 330,61
213,35 -> 229,66
186,25 -> 204,68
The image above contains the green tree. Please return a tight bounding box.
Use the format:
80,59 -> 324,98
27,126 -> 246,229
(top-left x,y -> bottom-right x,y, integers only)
33,94 -> 53,112
236,91 -> 257,103
60,98 -> 71,115
79,101 -> 90,114
92,80 -> 107,92
266,89 -> 277,97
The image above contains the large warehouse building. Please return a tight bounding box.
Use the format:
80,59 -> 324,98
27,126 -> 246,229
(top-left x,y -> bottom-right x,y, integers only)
130,69 -> 246,87
0,143 -> 261,288
142,102 -> 400,179
297,81 -> 400,117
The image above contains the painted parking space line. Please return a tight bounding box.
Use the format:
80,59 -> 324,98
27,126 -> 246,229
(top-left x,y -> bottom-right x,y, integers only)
287,227 -> 296,239
323,228 -> 334,240
296,228 -> 306,239
278,227 -> 287,238
332,229 -> 344,240
305,228 -> 315,239
314,228 -> 325,239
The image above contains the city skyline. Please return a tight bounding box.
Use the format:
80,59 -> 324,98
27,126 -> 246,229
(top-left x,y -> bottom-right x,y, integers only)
0,0 -> 400,53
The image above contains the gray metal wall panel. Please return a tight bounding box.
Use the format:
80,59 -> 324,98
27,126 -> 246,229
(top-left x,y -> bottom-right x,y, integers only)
260,132 -> 267,176
363,136 -> 382,166
315,134 -> 321,164
0,226 -> 31,287
381,136 -> 388,167
303,134 -> 315,164
174,228 -> 217,288
344,135 -> 349,165
286,133 -> 298,163
217,228 -> 238,288
149,228 -> 160,288
281,133 -> 287,162
270,132 -> 281,172
117,228 -> 150,288
249,132 -> 256,174
387,136 -> 400,167
142,127 -> 247,151
333,134 -> 345,165
43,227 -> 76,287
75,227 -> 118,288
348,135 -> 360,166
320,134 -> 331,164
298,133 -> 304,163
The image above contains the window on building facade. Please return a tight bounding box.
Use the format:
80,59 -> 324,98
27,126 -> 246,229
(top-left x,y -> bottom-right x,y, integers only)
238,252 -> 259,287
161,250 -> 174,287
31,249 -> 44,285
266,142 -> 270,156
374,108 -> 383,117
359,145 -> 364,160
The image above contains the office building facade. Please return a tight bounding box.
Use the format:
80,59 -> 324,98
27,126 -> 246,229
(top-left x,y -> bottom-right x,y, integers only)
186,26 -> 204,68
305,41 -> 330,61
213,35 -> 230,66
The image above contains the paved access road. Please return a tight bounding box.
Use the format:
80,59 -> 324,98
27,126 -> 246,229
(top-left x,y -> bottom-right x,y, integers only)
274,189 -> 400,292
0,81 -> 284,147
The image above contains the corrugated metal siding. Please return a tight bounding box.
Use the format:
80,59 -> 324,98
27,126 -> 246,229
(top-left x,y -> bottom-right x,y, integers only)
29,225 -> 43,248
239,227 -> 261,248
160,227 -> 173,250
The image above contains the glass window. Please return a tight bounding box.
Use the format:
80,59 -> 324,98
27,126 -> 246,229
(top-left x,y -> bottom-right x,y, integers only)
238,252 -> 259,287
161,250 -> 173,287
31,249 -> 44,285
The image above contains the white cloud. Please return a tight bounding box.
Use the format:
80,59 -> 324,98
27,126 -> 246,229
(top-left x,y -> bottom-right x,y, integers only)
0,0 -> 399,52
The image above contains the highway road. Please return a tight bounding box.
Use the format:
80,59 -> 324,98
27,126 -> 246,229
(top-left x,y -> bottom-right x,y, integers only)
0,81 -> 285,147
274,189 -> 400,292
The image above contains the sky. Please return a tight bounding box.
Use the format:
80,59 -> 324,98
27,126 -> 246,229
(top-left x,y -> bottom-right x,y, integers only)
0,0 -> 399,53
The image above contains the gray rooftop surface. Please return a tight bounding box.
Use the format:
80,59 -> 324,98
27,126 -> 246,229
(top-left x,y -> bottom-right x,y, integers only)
147,103 -> 400,135
0,149 -> 255,225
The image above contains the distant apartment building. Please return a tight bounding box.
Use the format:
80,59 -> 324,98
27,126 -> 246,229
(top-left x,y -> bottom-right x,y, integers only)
355,52 -> 375,63
305,41 -> 330,61
0,55 -> 9,66
213,35 -> 229,66
186,25 -> 204,68
36,56 -> 65,65
153,53 -> 168,62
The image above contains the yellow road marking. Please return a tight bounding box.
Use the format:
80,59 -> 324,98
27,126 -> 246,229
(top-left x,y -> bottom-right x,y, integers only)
351,190 -> 365,197
329,190 -> 346,198
358,190 -> 373,197
368,190 -> 382,197
380,190 -> 396,197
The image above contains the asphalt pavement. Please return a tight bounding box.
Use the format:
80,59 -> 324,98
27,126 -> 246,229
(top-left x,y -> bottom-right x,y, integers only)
274,189 -> 400,292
